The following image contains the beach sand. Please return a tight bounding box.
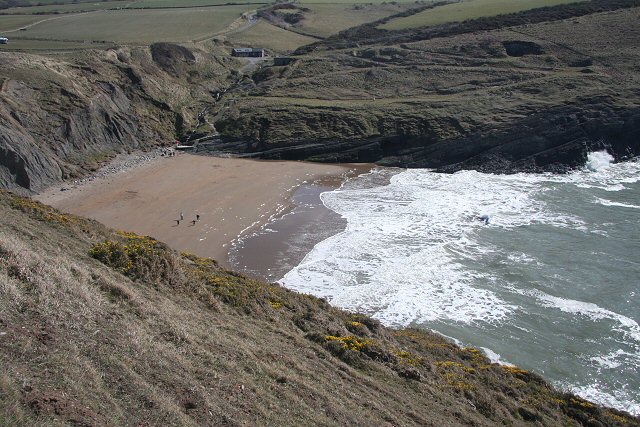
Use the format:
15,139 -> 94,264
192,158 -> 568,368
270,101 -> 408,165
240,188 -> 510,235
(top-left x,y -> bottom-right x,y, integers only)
36,153 -> 361,268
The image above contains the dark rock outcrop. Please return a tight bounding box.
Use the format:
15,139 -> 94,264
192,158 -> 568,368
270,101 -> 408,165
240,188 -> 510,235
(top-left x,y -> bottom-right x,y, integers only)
502,41 -> 544,57
0,46 -> 231,194
206,104 -> 640,174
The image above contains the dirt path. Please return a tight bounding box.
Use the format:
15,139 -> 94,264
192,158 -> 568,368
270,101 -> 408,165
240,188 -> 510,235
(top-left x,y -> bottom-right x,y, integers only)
192,11 -> 258,43
1,11 -> 98,33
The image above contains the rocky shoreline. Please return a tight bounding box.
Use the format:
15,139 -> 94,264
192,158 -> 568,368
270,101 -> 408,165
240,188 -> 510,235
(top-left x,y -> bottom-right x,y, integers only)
197,104 -> 640,175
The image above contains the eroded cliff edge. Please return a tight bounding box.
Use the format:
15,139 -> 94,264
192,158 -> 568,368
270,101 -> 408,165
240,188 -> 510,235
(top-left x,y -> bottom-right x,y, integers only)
210,1 -> 640,173
1,1 -> 640,195
0,43 -> 235,194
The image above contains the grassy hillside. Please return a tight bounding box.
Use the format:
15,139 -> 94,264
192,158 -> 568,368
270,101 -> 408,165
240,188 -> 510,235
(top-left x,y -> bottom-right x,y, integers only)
4,7 -> 247,44
380,0 -> 585,30
209,0 -> 640,171
1,191 -> 638,425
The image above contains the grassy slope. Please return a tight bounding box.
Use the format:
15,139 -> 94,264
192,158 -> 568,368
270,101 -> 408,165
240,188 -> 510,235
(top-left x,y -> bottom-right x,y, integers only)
0,191 -> 637,426
293,3 -> 415,38
12,7 -> 247,44
213,3 -> 640,154
226,20 -> 317,53
0,2 -> 128,15
381,0 -> 585,30
0,14 -> 51,31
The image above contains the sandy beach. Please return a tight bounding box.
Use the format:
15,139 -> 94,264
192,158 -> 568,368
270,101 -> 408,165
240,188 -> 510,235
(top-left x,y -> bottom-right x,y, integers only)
36,153 -> 363,268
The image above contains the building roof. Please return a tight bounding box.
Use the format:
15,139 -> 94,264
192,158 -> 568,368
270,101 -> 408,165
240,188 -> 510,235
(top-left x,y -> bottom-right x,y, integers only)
232,47 -> 264,53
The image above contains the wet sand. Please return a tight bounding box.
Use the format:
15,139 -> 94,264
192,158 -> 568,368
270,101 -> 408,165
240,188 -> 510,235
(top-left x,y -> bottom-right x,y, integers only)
229,175 -> 353,281
37,153 -> 365,268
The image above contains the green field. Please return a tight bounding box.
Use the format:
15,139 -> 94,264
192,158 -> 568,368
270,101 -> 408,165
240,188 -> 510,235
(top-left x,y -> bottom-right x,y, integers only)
296,3 -> 414,38
129,0 -> 265,7
0,1 -> 128,15
380,0 -> 583,30
0,0 -> 262,15
0,38 -> 109,51
298,0 -> 422,4
15,7 -> 247,44
0,14 -> 56,31
227,20 -> 316,52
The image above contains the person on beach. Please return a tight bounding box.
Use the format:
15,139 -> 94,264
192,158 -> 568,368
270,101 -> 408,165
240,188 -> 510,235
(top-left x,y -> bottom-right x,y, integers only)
196,214 -> 200,221
180,212 -> 184,220
191,220 -> 196,226
175,219 -> 180,225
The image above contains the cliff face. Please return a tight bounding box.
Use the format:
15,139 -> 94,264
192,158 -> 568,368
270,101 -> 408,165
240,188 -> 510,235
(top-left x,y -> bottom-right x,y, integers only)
0,45 -> 234,194
210,3 -> 640,172
1,191 -> 638,425
1,4 -> 639,195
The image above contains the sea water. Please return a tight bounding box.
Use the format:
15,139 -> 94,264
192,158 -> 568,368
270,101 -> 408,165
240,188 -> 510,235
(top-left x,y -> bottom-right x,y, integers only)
279,152 -> 639,415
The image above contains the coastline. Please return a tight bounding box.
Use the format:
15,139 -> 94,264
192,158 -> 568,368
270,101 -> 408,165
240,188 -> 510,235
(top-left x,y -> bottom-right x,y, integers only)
36,152 -> 368,269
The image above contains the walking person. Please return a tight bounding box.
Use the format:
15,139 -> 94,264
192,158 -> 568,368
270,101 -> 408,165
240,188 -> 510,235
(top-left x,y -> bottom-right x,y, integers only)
180,212 -> 184,221
196,214 -> 200,221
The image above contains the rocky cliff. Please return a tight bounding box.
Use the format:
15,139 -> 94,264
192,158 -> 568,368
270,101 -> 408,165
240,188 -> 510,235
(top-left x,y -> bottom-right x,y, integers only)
0,44 -> 235,194
209,2 -> 640,173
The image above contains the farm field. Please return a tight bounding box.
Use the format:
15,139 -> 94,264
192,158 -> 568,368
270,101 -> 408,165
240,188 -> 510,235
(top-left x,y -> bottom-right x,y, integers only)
0,14 -> 55,32
380,0 -> 584,29
295,2 -> 414,38
14,6 -> 247,44
226,20 -> 316,53
0,38 -> 108,51
129,0 -> 266,7
298,0 -> 422,4
0,1 -> 128,15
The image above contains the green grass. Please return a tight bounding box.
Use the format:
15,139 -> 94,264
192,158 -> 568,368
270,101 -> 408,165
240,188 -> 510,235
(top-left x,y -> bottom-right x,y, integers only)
0,1 -> 128,15
227,20 -> 316,52
0,38 -> 109,50
0,14 -> 55,31
295,3 -> 414,38
128,0 -> 265,7
380,0 -> 585,30
298,0 -> 422,4
15,6 -> 247,44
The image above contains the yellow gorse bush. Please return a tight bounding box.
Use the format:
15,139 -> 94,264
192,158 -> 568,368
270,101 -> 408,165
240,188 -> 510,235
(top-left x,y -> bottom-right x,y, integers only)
325,335 -> 372,352
89,233 -> 162,278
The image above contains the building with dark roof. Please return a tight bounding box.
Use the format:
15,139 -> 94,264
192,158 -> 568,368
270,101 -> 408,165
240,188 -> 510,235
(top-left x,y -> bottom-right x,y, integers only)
231,47 -> 264,58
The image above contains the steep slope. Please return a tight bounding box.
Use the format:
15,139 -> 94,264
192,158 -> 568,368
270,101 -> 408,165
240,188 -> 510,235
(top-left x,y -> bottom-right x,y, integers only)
210,1 -> 640,172
0,44 -> 236,194
1,192 -> 639,425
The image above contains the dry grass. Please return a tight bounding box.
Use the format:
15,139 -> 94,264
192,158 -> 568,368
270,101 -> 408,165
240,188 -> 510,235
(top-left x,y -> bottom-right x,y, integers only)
13,7 -> 247,44
0,14 -> 53,31
1,191 -> 637,425
380,0 -> 585,30
294,3 -> 415,38
226,20 -> 317,53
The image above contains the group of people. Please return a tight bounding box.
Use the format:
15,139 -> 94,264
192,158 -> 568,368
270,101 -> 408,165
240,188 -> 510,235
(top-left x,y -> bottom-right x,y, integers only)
174,212 -> 200,226
161,148 -> 177,157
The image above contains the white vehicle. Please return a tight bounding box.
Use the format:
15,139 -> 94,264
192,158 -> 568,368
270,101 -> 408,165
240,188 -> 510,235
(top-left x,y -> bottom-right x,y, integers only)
0,37 -> 8,44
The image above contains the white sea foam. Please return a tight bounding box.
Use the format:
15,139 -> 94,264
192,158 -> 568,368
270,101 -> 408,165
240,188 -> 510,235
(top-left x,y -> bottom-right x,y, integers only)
282,167 -> 584,327
279,156 -> 640,413
524,290 -> 640,343
564,383 -> 640,416
585,150 -> 614,172
594,198 -> 640,209
480,347 -> 514,366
